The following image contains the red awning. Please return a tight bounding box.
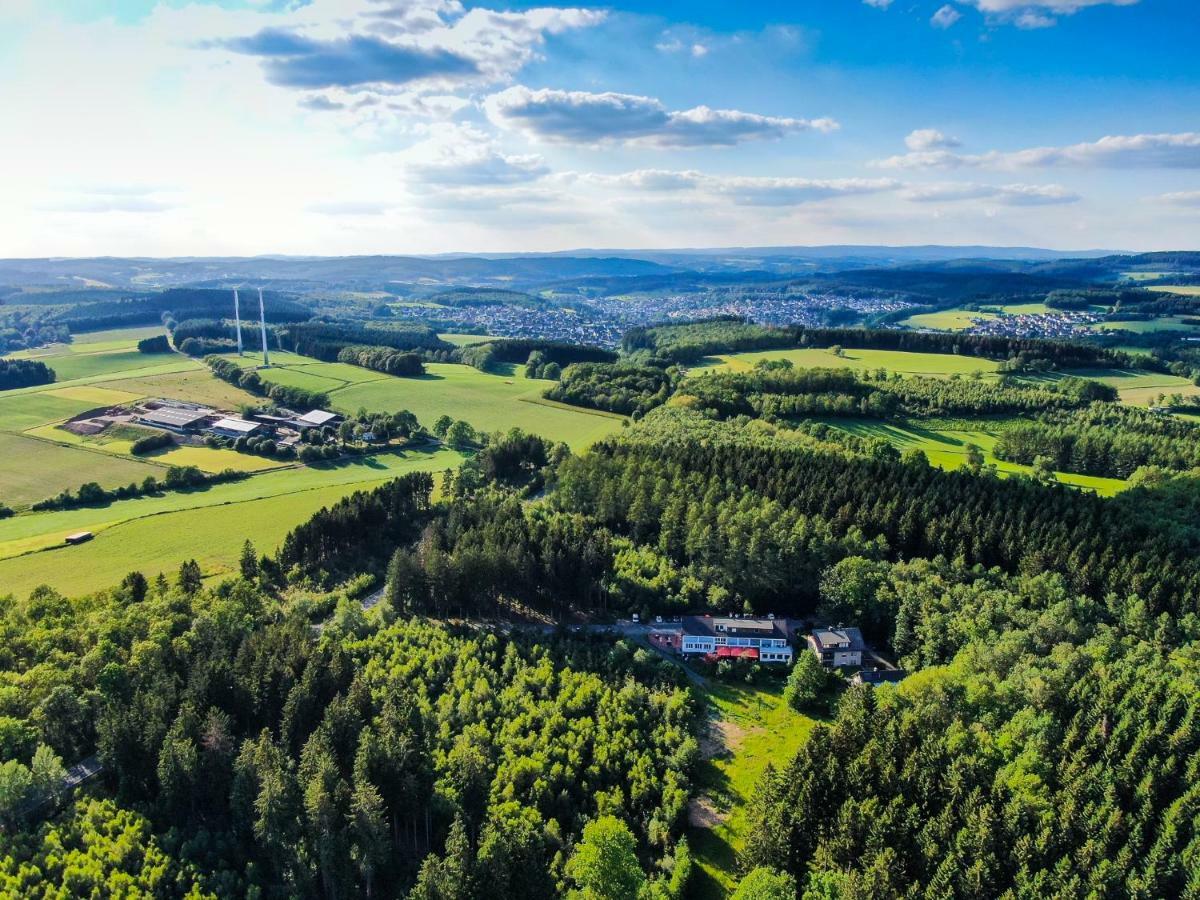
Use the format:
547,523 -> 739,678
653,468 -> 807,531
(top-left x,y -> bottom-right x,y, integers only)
716,646 -> 759,659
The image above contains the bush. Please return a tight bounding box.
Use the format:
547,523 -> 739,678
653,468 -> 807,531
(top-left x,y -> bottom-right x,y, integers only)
130,432 -> 174,455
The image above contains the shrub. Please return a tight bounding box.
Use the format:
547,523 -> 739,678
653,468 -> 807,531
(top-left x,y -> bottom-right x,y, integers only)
130,432 -> 174,455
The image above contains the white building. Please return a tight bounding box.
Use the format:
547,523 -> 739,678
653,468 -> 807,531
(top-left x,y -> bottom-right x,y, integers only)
679,615 -> 794,664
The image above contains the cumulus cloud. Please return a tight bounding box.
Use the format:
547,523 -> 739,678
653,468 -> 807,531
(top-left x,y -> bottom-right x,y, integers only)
398,124 -> 549,187
863,0 -> 894,8
932,6 -> 962,28
875,132 -> 1200,170
961,0 -> 1141,27
214,2 -> 604,94
906,129 -> 962,151
902,181 -> 1080,205
483,86 -> 837,148
578,169 -> 899,206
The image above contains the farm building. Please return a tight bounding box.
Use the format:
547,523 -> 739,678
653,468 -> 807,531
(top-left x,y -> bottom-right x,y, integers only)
208,417 -> 264,439
138,406 -> 213,432
808,626 -> 866,668
295,409 -> 342,429
65,532 -> 94,545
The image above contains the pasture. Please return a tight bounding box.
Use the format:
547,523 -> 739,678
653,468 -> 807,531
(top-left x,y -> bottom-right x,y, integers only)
0,447 -> 464,596
228,353 -> 625,449
1148,285 -> 1200,296
691,346 -> 1002,378
817,419 -> 1128,495
0,432 -> 161,506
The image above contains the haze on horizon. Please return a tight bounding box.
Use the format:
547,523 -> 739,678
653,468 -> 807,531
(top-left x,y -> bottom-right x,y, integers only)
2,0 -> 1197,258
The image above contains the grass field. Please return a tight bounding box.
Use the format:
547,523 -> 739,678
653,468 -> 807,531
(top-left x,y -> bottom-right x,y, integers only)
0,447 -> 464,596
1093,317 -> 1200,334
1148,285 -> 1200,296
691,347 -> 1002,378
689,680 -> 816,898
229,352 -> 625,449
819,419 -> 1127,495
899,301 -> 1059,332
900,309 -> 997,330
437,333 -> 494,347
0,432 -> 161,506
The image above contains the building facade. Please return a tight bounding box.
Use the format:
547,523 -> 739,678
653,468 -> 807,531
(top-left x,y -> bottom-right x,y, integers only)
678,616 -> 795,664
807,626 -> 866,668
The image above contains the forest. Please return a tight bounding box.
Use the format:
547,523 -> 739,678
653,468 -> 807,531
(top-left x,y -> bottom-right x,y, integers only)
0,358 -> 55,391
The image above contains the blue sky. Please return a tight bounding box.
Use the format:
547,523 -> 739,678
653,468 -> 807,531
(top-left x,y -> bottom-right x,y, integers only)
1,0 -> 1197,255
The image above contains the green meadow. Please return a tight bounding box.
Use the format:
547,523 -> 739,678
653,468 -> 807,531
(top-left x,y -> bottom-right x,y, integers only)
228,351 -> 625,449
689,680 -> 816,899
691,346 -> 1002,378
0,447 -> 464,597
816,419 -> 1128,495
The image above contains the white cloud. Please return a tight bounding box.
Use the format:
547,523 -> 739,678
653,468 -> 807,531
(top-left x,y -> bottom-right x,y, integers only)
212,1 -> 605,96
906,129 -> 962,151
1159,191 -> 1200,207
1014,11 -> 1057,27
903,182 -> 1080,205
961,0 -> 1141,27
932,5 -> 963,28
397,123 -> 549,186
863,0 -> 894,7
875,132 -> 1200,169
483,86 -> 837,147
578,169 -> 899,206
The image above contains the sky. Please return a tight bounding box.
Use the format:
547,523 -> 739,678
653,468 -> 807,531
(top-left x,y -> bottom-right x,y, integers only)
1,0 -> 1198,256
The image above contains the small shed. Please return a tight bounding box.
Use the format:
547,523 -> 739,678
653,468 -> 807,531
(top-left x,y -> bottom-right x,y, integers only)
65,532 -> 94,545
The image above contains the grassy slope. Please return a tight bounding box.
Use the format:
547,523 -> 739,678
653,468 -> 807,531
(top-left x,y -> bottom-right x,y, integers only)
0,448 -> 463,596
0,432 -> 161,506
689,680 -> 816,898
691,347 -> 1002,378
819,419 -> 1127,495
228,351 -> 624,450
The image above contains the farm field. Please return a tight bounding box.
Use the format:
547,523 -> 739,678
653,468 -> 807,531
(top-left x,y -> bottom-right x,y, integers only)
0,447 -> 464,596
1148,285 -> 1200,296
436,332 -> 494,347
690,346 -> 1003,378
1093,317 -> 1200,334
898,301 -> 1060,331
0,432 -> 161,506
229,352 -> 625,448
900,308 -> 996,330
818,419 -> 1128,495
1044,368 -> 1200,406
689,680 -> 816,899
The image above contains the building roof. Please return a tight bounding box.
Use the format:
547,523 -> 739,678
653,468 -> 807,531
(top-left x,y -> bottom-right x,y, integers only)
682,615 -> 791,640
809,626 -> 866,652
296,409 -> 340,428
209,417 -> 261,435
854,669 -> 906,685
139,407 -> 211,429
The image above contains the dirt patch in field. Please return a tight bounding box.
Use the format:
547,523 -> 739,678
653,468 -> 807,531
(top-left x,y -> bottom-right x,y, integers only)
688,795 -> 726,828
700,717 -> 748,762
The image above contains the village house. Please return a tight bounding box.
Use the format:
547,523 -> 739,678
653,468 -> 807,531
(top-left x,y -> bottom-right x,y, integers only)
807,626 -> 866,668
